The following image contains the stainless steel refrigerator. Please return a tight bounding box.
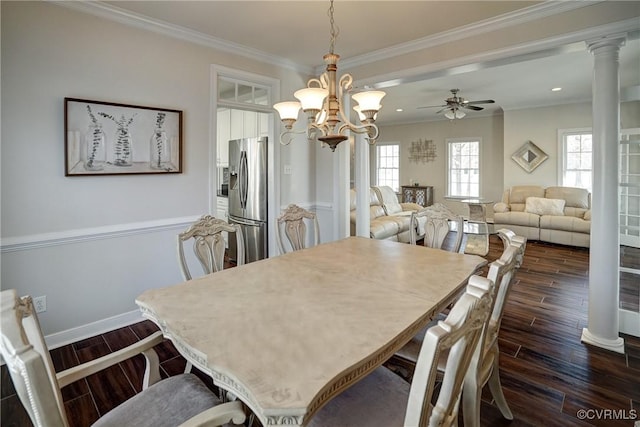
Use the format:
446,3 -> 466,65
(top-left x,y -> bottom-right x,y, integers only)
227,137 -> 268,263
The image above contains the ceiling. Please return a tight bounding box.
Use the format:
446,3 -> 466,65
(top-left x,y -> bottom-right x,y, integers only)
101,1 -> 640,125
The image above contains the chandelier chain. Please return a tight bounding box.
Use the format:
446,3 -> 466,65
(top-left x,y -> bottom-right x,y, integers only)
328,0 -> 339,54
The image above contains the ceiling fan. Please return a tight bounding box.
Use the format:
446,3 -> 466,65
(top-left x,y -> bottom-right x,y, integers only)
418,89 -> 495,119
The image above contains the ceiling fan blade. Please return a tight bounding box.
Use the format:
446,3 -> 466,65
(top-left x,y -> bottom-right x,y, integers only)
435,107 -> 448,114
463,105 -> 484,111
417,104 -> 447,109
465,99 -> 495,105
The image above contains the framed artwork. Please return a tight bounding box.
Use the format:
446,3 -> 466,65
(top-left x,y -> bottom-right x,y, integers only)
511,140 -> 548,173
64,98 -> 182,176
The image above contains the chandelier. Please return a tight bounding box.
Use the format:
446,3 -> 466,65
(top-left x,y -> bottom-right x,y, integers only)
273,0 -> 385,152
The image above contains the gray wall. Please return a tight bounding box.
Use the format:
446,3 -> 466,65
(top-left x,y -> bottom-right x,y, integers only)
0,2 -> 306,337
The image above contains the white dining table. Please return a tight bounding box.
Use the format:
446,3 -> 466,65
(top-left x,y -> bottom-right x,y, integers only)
136,236 -> 487,427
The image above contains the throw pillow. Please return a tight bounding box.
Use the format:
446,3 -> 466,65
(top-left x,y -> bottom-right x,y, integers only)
525,197 -> 566,216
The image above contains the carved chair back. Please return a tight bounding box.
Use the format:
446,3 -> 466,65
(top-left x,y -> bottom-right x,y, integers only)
461,242 -> 523,427
410,204 -> 464,253
1,289 -> 69,427
496,228 -> 528,268
404,275 -> 494,427
275,204 -> 320,254
177,215 -> 245,280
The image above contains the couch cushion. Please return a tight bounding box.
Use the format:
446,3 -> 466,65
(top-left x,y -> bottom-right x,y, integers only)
540,215 -> 591,234
494,211 -> 540,227
375,186 -> 403,215
509,185 -> 545,205
368,188 -> 387,219
525,197 -> 565,216
370,218 -> 400,240
545,186 -> 590,209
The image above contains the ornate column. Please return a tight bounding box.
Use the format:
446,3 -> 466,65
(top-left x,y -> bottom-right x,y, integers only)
580,34 -> 626,354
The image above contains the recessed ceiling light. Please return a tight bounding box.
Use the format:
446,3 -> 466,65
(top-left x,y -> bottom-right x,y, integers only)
396,108 -> 404,112
551,87 -> 562,92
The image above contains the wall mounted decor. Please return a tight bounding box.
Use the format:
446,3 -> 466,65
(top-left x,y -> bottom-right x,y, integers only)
65,98 -> 182,176
409,138 -> 437,163
511,140 -> 548,173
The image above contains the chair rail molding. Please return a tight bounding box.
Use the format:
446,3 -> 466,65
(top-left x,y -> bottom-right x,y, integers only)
0,215 -> 201,253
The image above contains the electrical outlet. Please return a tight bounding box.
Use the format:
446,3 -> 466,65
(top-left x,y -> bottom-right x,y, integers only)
284,164 -> 292,175
33,295 -> 47,313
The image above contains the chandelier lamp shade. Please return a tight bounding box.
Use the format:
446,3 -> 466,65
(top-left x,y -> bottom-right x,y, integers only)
273,0 -> 385,152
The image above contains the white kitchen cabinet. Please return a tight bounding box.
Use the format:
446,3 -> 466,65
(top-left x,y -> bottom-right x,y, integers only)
216,197 -> 228,221
243,110 -> 257,137
230,109 -> 244,140
217,109 -> 231,166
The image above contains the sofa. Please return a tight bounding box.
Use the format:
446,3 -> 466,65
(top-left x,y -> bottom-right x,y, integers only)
350,186 -> 423,242
493,185 -> 591,248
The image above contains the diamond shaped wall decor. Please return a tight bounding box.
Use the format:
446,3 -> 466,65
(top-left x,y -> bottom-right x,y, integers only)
512,140 -> 548,173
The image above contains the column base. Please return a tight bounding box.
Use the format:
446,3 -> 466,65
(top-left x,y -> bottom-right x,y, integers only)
581,328 -> 625,354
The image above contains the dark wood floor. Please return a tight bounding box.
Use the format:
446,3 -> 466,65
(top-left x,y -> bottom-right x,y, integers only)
2,236 -> 640,427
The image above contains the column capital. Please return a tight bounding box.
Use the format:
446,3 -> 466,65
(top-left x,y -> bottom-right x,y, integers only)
586,33 -> 627,54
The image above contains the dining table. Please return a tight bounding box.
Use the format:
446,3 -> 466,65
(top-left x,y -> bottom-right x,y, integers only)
136,236 -> 487,427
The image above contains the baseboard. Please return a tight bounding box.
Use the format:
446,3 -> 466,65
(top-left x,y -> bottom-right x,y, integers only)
45,309 -> 145,350
1,309 -> 145,366
620,309 -> 640,338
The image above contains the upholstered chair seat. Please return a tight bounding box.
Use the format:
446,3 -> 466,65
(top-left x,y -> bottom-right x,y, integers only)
307,275 -> 495,427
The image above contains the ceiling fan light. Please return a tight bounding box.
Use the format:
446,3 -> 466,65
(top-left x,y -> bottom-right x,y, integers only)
444,110 -> 455,120
455,110 -> 466,119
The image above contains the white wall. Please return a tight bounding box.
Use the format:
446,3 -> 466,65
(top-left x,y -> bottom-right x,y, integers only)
0,2 -> 307,337
503,103 -> 593,189
378,114 -> 504,217
503,101 -> 640,189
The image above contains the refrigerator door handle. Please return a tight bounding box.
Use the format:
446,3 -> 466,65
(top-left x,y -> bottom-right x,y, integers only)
228,215 -> 262,227
240,150 -> 248,209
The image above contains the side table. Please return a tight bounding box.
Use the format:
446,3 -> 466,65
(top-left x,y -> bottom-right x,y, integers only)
460,199 -> 494,256
402,185 -> 433,207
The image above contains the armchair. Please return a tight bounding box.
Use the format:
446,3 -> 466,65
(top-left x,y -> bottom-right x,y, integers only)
0,289 -> 246,427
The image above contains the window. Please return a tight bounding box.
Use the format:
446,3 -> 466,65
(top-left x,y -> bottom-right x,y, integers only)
376,144 -> 400,192
447,139 -> 480,198
559,129 -> 592,192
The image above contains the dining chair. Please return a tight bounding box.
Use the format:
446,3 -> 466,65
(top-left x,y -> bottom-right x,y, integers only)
496,228 -> 528,268
307,274 -> 494,427
394,242 -> 522,426
177,214 -> 245,280
275,204 -> 320,254
461,243 -> 521,427
0,289 -> 246,427
410,204 -> 465,253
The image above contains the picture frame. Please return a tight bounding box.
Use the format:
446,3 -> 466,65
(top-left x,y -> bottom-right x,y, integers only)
511,140 -> 548,173
64,98 -> 182,176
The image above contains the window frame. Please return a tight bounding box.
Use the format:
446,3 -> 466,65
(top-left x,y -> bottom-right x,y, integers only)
375,143 -> 401,193
446,137 -> 482,199
557,128 -> 593,193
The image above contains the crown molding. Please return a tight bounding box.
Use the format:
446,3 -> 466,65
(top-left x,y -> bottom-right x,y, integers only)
50,0 -> 607,78
330,1 -> 603,73
357,17 -> 640,91
48,0 -> 314,75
